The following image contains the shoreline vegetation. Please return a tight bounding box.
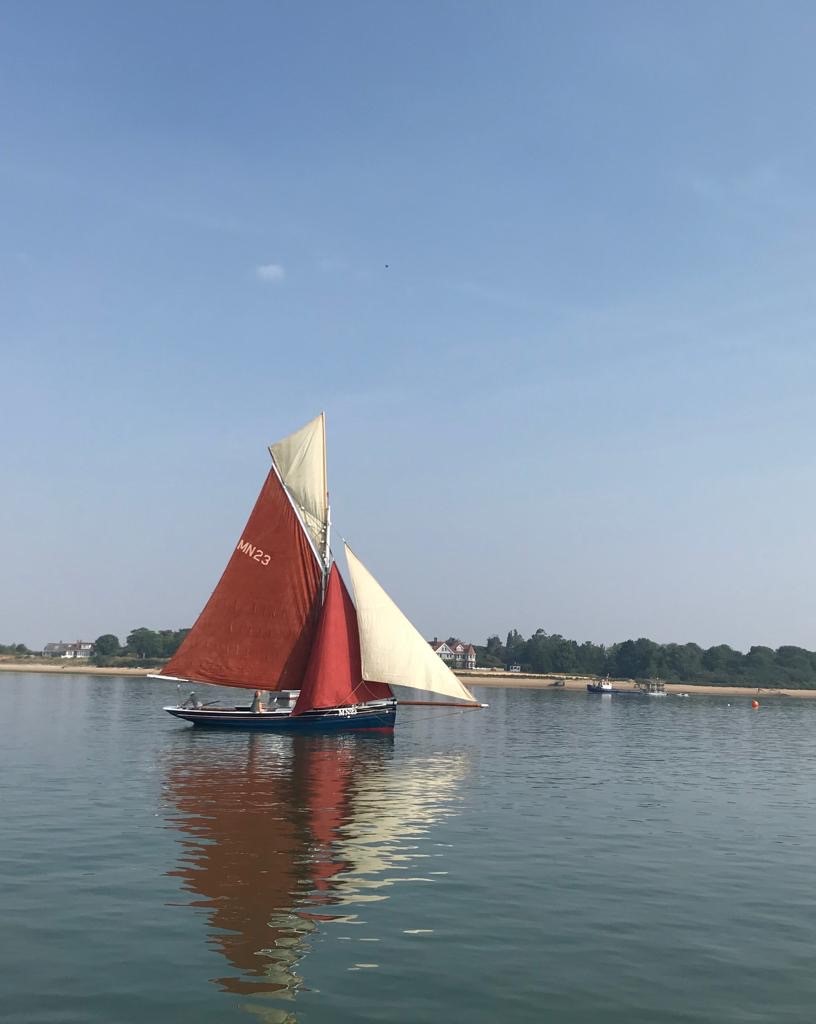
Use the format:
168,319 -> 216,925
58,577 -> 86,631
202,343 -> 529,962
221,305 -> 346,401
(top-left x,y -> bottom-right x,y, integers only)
474,630 -> 816,690
2,658 -> 816,699
5,626 -> 816,698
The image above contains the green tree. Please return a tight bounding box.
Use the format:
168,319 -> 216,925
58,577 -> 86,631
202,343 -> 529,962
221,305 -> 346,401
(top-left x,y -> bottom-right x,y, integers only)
474,635 -> 505,668
660,642 -> 704,681
745,645 -> 776,685
701,644 -> 743,681
158,628 -> 189,657
486,635 -> 504,657
577,640 -> 607,676
775,646 -> 815,685
94,634 -> 121,657
550,636 -> 578,673
126,627 -> 163,659
505,628 -> 526,667
0,642 -> 30,655
610,638 -> 659,679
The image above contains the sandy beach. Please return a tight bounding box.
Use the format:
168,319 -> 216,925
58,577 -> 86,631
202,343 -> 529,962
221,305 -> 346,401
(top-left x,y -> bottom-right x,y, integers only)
1,660 -> 814,699
0,660 -> 154,676
457,670 -> 816,700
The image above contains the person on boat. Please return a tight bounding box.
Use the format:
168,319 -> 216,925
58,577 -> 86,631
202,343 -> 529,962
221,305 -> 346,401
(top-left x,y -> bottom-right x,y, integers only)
251,690 -> 266,714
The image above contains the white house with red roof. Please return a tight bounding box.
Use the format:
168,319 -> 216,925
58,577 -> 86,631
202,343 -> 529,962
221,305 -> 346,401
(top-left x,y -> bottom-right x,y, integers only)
429,637 -> 476,670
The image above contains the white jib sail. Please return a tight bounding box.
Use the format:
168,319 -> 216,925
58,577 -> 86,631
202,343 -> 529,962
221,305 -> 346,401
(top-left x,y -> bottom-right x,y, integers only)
269,413 -> 328,558
345,544 -> 477,703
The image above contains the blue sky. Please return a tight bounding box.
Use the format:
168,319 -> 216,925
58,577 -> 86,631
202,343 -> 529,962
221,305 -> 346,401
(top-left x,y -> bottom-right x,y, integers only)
2,1 -> 815,651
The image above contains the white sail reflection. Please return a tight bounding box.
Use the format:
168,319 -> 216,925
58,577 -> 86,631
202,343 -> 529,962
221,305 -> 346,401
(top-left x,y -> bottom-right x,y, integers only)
299,752 -> 468,910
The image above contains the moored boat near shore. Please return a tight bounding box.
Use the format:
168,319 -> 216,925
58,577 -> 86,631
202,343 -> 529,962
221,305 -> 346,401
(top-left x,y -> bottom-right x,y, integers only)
636,678 -> 668,697
586,677 -> 668,698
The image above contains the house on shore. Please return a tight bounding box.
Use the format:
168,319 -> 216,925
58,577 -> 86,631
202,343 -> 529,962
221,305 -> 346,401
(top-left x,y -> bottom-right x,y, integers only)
43,641 -> 94,659
429,637 -> 477,671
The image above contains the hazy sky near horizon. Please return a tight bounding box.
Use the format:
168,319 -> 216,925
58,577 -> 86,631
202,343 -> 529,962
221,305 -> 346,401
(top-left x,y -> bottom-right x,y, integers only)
2,1 -> 815,652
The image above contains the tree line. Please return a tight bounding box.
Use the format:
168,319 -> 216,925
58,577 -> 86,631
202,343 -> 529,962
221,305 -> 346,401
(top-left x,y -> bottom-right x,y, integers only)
1,628 -> 189,665
5,626 -> 816,688
474,630 -> 816,688
91,628 -> 190,666
0,642 -> 30,656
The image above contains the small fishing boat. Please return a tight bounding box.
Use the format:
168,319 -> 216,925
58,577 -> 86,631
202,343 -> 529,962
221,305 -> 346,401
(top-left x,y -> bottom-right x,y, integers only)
636,678 -> 667,697
151,414 -> 485,731
587,678 -> 669,697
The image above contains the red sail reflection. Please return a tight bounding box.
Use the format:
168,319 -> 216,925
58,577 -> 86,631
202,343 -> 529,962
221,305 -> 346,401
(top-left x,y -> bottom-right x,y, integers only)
162,733 -> 392,996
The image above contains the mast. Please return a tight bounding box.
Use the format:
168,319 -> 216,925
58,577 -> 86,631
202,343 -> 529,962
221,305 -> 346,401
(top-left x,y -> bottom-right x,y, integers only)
321,412 -> 331,602
268,456 -> 324,572
268,410 -> 330,584
322,499 -> 332,602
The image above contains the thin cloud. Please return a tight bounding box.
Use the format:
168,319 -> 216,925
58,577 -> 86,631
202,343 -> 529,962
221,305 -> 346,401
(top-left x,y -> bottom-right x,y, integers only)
256,262 -> 285,283
316,256 -> 349,272
685,161 -> 807,212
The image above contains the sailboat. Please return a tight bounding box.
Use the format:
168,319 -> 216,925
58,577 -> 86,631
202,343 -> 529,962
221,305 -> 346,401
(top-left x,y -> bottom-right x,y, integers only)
152,414 -> 485,730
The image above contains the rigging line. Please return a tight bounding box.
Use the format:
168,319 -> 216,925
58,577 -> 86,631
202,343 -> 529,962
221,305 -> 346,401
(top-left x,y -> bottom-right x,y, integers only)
267,457 -> 325,571
396,706 -> 481,726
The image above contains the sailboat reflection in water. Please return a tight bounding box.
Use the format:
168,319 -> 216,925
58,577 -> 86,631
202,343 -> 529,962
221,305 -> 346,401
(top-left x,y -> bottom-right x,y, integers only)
162,732 -> 468,1005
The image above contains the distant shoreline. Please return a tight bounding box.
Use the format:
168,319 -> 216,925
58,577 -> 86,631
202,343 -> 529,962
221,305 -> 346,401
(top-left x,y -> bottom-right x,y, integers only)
457,671 -> 816,699
1,660 -> 814,699
0,661 -> 153,676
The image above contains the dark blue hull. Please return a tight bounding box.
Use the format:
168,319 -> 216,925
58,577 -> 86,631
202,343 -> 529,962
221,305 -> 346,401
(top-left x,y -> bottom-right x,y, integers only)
164,702 -> 397,732
586,685 -> 662,697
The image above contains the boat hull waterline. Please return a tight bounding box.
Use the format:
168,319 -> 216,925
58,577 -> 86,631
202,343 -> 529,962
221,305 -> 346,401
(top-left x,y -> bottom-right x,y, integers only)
164,700 -> 397,731
586,683 -> 668,697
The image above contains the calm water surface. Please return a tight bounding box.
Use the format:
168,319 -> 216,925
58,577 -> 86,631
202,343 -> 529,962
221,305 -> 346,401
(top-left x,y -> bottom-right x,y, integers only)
2,673 -> 816,1023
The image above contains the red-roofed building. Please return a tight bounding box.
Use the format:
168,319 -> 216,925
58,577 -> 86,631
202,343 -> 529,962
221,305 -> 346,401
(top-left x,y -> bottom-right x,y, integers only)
428,637 -> 476,670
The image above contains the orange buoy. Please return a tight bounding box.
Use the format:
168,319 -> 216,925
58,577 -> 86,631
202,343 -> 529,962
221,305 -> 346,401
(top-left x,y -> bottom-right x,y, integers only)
751,700 -> 760,709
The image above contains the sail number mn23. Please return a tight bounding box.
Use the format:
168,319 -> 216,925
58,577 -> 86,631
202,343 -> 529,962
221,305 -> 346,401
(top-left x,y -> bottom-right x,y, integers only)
237,538 -> 271,567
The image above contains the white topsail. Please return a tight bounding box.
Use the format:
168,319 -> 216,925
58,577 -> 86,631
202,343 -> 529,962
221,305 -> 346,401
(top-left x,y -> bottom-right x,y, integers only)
269,413 -> 329,561
345,544 -> 477,703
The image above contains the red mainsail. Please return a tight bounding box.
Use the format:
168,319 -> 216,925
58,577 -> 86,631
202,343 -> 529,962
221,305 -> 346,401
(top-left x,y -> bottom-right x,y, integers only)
160,469 -> 322,690
293,564 -> 392,714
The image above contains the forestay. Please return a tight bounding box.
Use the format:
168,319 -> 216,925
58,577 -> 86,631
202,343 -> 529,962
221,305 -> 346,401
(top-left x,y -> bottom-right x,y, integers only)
293,564 -> 392,715
345,544 -> 477,703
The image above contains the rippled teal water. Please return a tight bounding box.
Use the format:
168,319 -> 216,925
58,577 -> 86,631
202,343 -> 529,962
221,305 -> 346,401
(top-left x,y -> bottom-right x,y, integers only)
2,673 -> 816,1023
